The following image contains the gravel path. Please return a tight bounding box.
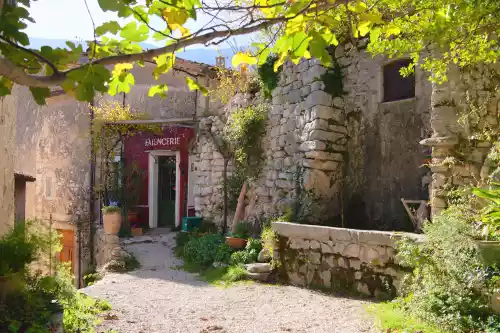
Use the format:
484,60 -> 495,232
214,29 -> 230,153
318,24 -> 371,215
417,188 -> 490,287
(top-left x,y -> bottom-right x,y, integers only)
83,232 -> 377,333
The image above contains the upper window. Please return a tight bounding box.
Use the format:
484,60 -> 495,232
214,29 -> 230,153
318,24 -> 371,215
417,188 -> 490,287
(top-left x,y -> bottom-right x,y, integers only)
383,59 -> 415,102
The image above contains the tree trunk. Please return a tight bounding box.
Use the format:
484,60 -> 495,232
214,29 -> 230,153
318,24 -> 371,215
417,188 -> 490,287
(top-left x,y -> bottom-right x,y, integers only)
231,181 -> 247,234
222,158 -> 229,235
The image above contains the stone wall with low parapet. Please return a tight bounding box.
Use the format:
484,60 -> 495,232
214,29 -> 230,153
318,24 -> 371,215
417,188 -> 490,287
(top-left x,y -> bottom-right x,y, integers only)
273,222 -> 423,298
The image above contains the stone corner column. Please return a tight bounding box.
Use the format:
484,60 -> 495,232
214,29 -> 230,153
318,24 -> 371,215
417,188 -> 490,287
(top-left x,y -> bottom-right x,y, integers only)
0,95 -> 16,236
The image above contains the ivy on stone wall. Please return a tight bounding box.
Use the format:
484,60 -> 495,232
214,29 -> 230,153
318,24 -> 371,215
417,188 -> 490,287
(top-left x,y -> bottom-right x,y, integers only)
320,58 -> 346,98
257,55 -> 282,99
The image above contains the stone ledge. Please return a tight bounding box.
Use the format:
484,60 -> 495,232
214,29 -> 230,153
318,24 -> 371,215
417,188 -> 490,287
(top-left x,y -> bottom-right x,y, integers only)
272,222 -> 424,246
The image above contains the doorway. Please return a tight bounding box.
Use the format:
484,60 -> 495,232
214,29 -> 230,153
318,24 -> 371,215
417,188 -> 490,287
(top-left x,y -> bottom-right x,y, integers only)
148,150 -> 181,228
157,156 -> 176,227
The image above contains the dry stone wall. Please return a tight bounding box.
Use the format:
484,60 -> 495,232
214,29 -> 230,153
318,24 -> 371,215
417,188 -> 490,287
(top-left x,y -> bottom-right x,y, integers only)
421,64 -> 500,217
273,221 -> 420,298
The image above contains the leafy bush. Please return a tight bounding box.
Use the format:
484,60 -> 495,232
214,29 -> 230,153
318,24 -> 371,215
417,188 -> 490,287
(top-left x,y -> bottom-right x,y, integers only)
230,238 -> 261,265
0,223 -> 38,276
473,183 -> 500,239
183,234 -> 225,267
214,243 -> 232,264
233,220 -> 252,239
390,204 -> 500,333
257,54 -> 281,99
222,265 -> 247,283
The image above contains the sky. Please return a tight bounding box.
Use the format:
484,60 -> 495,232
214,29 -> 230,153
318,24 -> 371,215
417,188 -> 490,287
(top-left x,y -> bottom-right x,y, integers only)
24,0 -> 253,50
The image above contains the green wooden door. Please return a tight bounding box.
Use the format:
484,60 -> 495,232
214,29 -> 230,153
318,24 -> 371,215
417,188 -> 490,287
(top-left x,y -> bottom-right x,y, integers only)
158,156 -> 176,227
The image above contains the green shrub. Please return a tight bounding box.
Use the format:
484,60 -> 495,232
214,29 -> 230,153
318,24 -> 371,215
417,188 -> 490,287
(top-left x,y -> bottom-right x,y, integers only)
230,238 -> 261,265
257,54 -> 281,99
183,234 -> 225,267
233,220 -> 252,239
0,223 -> 38,276
392,203 -> 500,333
222,265 -> 247,283
214,243 -> 232,264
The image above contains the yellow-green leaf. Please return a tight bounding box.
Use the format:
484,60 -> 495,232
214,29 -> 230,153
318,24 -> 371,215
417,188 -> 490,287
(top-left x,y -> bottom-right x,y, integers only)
347,1 -> 367,13
185,77 -> 208,95
232,52 -> 257,67
148,84 -> 168,97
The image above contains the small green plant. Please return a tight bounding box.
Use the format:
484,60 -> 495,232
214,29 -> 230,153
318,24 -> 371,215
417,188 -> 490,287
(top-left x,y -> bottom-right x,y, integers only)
183,234 -> 226,267
230,238 -> 262,265
101,205 -> 120,214
124,254 -> 140,271
214,243 -> 232,264
233,220 -> 252,239
0,223 -> 38,276
222,265 -> 247,283
83,271 -> 102,287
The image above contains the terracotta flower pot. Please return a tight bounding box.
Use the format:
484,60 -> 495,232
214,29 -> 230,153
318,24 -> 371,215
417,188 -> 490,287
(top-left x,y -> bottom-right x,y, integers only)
131,227 -> 143,237
103,212 -> 122,235
226,236 -> 248,249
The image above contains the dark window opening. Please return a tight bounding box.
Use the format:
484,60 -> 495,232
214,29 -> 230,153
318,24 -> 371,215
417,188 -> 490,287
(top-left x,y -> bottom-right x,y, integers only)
383,59 -> 415,102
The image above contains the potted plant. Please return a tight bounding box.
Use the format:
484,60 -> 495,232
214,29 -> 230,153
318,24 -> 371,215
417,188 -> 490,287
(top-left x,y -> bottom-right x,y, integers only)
131,224 -> 143,237
472,185 -> 500,266
102,205 -> 122,235
226,220 -> 251,249
122,163 -> 144,225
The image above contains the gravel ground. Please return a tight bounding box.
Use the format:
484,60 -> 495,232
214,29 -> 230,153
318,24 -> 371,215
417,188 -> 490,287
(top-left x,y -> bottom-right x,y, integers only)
83,232 -> 377,333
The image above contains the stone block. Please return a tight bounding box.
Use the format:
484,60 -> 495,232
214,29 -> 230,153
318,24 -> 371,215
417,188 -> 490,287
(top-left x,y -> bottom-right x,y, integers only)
356,282 -> 370,296
360,246 -> 380,264
303,65 -> 327,85
299,140 -> 326,151
272,222 -> 330,242
320,270 -> 331,288
333,97 -> 345,108
308,251 -> 321,264
297,60 -> 309,72
311,80 -> 325,92
310,240 -> 321,250
329,125 -> 347,134
333,242 -> 345,254
305,119 -> 329,131
354,271 -> 363,280
323,254 -> 336,268
356,230 -> 396,247
349,259 -> 361,270
306,91 -> 333,109
309,129 -> 345,142
303,159 -> 339,171
245,263 -> 272,273
289,237 -> 310,249
343,243 -> 360,258
276,179 -> 294,189
321,241 -> 334,253
301,85 -> 311,97
305,151 -> 343,161
288,272 -> 306,286
329,228 -> 352,241
337,257 -> 348,268
287,89 -> 302,103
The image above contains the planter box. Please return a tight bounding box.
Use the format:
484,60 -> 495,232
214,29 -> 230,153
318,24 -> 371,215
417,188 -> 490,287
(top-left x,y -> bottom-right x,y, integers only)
131,227 -> 143,237
226,236 -> 247,249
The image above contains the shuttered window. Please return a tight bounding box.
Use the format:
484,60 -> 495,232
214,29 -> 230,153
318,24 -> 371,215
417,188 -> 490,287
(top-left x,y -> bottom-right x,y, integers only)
383,59 -> 415,102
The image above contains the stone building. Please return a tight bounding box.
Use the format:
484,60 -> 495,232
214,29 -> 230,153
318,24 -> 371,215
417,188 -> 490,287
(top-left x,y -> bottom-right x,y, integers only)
12,58 -> 215,277
193,46 -> 434,231
8,45 -> 498,278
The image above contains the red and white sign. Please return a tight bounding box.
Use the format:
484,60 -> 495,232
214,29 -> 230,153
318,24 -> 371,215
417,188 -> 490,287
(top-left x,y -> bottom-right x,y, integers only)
145,137 -> 180,147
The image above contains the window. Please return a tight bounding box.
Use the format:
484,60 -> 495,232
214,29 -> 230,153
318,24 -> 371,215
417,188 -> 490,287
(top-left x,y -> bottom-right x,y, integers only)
383,59 -> 415,102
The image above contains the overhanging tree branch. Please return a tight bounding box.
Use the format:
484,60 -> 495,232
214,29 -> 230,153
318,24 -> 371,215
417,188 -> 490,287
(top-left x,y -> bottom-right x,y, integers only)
0,0 -> 340,88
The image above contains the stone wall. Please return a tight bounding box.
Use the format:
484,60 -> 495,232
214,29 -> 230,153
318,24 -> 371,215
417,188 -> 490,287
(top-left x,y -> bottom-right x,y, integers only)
338,47 -> 433,230
273,221 -> 421,298
0,95 -> 16,235
194,50 -> 433,230
94,228 -> 120,270
422,64 -> 500,217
